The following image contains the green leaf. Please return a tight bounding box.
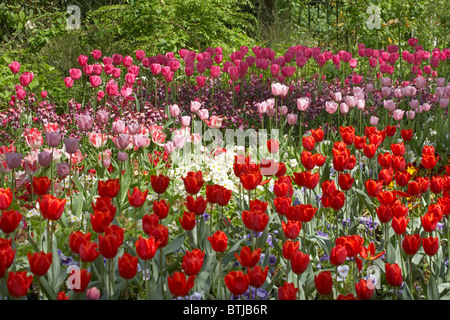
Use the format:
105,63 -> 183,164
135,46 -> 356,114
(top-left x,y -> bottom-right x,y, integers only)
164,233 -> 186,254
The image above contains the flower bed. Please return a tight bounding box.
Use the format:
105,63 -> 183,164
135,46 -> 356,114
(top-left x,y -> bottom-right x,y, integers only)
0,38 -> 449,301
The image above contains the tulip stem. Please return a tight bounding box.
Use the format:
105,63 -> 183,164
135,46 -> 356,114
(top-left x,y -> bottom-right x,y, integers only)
144,260 -> 148,300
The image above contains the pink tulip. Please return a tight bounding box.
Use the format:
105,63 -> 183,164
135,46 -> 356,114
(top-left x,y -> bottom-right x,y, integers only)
78,54 -> 88,66
356,99 -> 365,110
69,68 -> 82,81
151,63 -> 162,76
198,109 -> 209,121
112,68 -> 121,79
369,116 -> 379,126
93,64 -> 103,75
406,110 -> 415,119
256,101 -> 268,114
181,116 -> 191,127
88,132 -> 108,148
8,61 -> 21,74
211,65 -> 220,78
91,49 -> 102,60
440,98 -> 449,109
349,59 -> 358,69
122,56 -> 133,68
436,78 -> 446,87
422,103 -> 431,112
163,141 -> 175,154
19,72 -> 33,87
409,99 -> 419,109
169,104 -> 180,118
340,103 -> 349,114
64,77 -> 74,89
77,115 -> 94,131
83,64 -> 93,76
205,116 -> 222,129
383,100 -> 396,112
382,87 -> 392,97
287,113 -> 298,125
333,92 -> 342,102
344,96 -> 357,108
89,75 -> 101,88
297,97 -> 311,111
415,76 -> 426,89
325,101 -> 338,114
105,79 -> 119,96
112,119 -> 126,134
135,50 -> 145,61
196,76 -> 207,88
393,109 -> 405,121
190,101 -> 201,113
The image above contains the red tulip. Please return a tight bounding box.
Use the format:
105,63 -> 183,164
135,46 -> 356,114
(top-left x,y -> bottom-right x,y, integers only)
287,204 -> 317,223
71,269 -> 91,293
278,282 -> 298,300
282,240 -> 300,260
242,209 -> 269,232
302,136 -> 315,151
69,231 -> 91,255
182,249 -> 205,276
179,211 -> 196,231
321,189 -> 345,210
330,245 -> 347,266
336,293 -> 357,300
378,168 -> 394,186
135,236 -> 160,260
421,212 -> 440,233
207,231 -> 228,253
99,233 -> 121,259
234,246 -> 261,268
240,170 -> 263,191
338,173 -> 354,191
384,125 -> 396,137
422,153 -> 439,170
247,266 -> 269,288
376,205 -> 394,224
57,291 -> 70,300
402,234 -> 422,256
385,263 -> 403,287
335,235 -> 364,258
0,210 -> 22,234
391,216 -> 409,235
281,220 -> 302,239
290,250 -> 310,275
0,188 -> 13,211
118,253 -> 138,280
430,176 -> 444,194
167,272 -> 195,297
182,171 -> 204,195
79,241 -> 100,263
267,139 -> 279,154
150,174 -> 170,195
377,152 -> 392,169
32,176 -> 51,196
274,196 -> 291,216
127,187 -> 148,208
7,271 -> 33,298
311,128 -> 324,142
340,126 -> 355,145
90,210 -> 113,234
274,176 -> 294,198
153,199 -> 170,220
355,279 -> 374,300
184,195 -> 207,216
27,251 -> 52,277
98,179 -> 120,198
224,270 -> 249,296
395,170 -> 411,187
422,236 -> 439,256
315,271 -> 333,296
147,224 -> 169,248
365,179 -> 383,197
401,129 -> 413,141
301,151 -> 316,170
391,142 -> 405,156
39,194 -> 66,221
363,143 -> 377,159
